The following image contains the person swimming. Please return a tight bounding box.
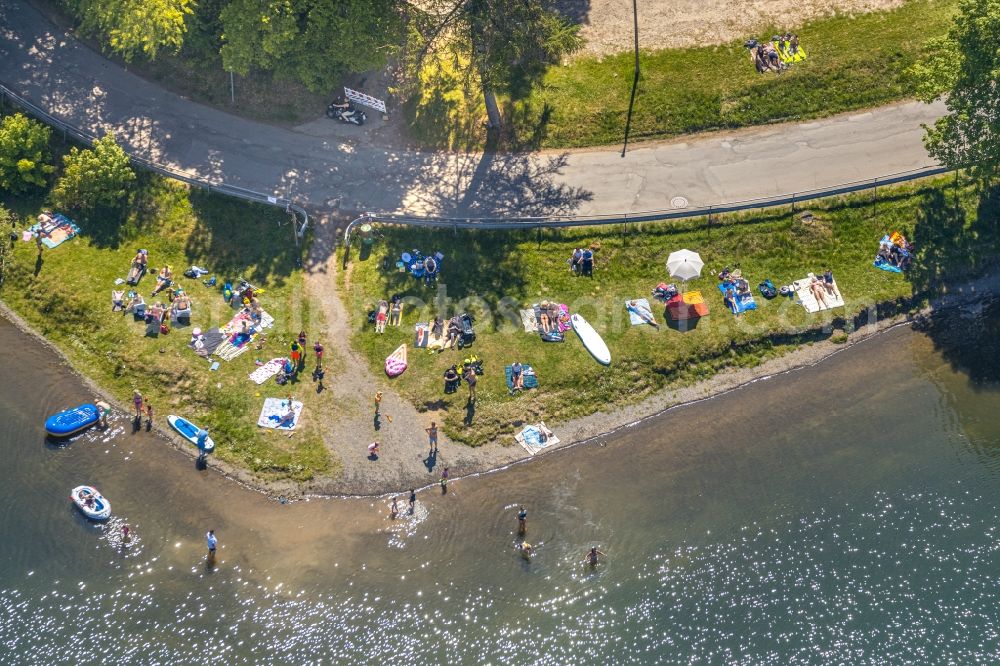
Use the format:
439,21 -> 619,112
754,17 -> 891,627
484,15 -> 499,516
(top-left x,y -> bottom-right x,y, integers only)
585,546 -> 606,567
519,542 -> 534,560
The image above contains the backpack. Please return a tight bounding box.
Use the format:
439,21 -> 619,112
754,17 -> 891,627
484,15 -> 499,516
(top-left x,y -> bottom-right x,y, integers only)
758,279 -> 778,299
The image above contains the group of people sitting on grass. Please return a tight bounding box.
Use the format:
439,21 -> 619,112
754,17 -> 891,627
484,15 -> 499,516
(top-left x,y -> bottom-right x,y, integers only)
876,233 -> 915,271
745,33 -> 805,73
568,247 -> 595,277
719,267 -> 753,315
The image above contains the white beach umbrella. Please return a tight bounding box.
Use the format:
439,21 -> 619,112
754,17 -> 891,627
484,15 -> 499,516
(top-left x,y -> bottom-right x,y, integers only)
666,249 -> 704,282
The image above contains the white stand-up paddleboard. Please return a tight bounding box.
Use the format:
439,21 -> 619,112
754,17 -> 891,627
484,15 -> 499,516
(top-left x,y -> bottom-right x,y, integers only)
168,415 -> 216,452
570,314 -> 611,365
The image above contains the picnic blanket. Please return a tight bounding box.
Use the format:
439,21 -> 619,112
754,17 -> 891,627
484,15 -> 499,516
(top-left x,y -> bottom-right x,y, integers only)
214,309 -> 274,361
666,291 -> 709,321
520,309 -> 538,333
874,257 -> 903,273
779,43 -> 808,63
249,358 -> 288,384
257,398 -> 304,430
30,213 -> 80,249
717,282 -> 758,314
792,274 -> 845,313
190,327 -> 226,357
515,422 -> 559,456
415,322 -> 447,351
625,298 -> 657,326
505,364 -> 538,392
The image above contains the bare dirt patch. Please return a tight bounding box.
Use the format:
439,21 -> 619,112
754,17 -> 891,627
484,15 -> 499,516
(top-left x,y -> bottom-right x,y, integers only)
553,0 -> 905,55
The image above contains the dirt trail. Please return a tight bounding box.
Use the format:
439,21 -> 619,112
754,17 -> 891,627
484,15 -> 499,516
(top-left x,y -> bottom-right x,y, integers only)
302,215 -> 521,495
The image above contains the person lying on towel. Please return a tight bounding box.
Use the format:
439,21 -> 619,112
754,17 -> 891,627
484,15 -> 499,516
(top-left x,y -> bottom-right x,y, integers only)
627,300 -> 660,329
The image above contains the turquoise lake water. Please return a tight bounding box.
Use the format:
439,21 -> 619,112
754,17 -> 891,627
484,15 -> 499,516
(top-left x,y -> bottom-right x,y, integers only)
2,308 -> 999,664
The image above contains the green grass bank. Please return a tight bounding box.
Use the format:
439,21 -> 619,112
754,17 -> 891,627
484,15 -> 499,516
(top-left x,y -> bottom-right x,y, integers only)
408,0 -> 956,150
0,178 -> 336,483
345,176 -> 998,447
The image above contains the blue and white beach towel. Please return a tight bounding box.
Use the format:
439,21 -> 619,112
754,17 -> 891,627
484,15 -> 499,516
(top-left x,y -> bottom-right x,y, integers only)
717,282 -> 757,314
625,298 -> 657,326
257,398 -> 304,430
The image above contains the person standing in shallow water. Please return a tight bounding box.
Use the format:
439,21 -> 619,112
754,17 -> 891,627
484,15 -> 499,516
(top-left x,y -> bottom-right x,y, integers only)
132,390 -> 143,419
390,497 -> 399,520
440,467 -> 449,494
409,489 -> 416,514
206,530 -> 217,556
517,506 -> 527,534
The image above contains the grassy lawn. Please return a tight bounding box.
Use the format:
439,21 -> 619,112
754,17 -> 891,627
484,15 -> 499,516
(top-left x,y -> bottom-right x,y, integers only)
408,0 -> 957,149
345,176 -> 998,446
0,177 -> 336,483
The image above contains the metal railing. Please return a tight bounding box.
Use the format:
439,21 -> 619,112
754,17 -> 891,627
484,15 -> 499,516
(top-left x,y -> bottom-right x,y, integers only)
0,83 -> 309,242
344,163 -> 950,244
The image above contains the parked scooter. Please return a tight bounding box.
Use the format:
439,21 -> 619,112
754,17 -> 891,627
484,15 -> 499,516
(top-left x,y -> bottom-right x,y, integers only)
326,97 -> 367,126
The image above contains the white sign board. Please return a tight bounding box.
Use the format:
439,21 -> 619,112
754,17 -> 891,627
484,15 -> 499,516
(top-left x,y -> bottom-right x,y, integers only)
344,87 -> 387,114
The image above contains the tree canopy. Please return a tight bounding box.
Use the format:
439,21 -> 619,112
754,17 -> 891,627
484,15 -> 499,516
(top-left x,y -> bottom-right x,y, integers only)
219,0 -> 404,92
70,0 -> 194,61
463,0 -> 581,99
0,113 -> 55,193
911,0 -> 1000,179
52,135 -> 136,211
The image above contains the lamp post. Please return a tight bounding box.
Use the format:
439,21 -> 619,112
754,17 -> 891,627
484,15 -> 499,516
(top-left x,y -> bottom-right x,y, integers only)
620,0 -> 639,158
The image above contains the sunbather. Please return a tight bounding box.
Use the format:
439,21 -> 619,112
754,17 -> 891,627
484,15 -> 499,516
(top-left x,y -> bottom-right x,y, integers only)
511,362 -> 524,390
151,265 -> 172,296
444,317 -> 461,349
821,269 -> 839,298
375,300 -> 389,333
112,290 -> 125,312
809,277 -> 829,308
539,302 -> 552,333
123,292 -> 144,316
147,302 -> 165,323
172,293 -> 192,315
627,300 -> 660,329
277,407 -> 297,428
126,249 -> 148,285
724,289 -> 740,315
431,317 -> 444,338
389,299 -> 402,326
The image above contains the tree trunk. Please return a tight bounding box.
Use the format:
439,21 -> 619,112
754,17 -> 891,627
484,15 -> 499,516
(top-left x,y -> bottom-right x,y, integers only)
482,84 -> 502,130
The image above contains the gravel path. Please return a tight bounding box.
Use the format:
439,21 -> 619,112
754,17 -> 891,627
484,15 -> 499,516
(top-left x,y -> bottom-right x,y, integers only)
300,215 -> 524,495
555,0 -> 905,55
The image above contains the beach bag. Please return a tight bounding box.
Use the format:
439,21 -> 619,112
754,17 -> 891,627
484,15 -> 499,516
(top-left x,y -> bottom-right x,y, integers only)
779,284 -> 794,297
758,279 -> 778,299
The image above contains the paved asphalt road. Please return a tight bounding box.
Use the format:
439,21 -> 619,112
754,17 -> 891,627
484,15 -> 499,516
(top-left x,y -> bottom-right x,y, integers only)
0,0 -> 945,218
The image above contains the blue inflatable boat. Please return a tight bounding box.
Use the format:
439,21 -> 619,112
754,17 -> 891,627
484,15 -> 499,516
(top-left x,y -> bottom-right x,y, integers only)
45,404 -> 100,437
